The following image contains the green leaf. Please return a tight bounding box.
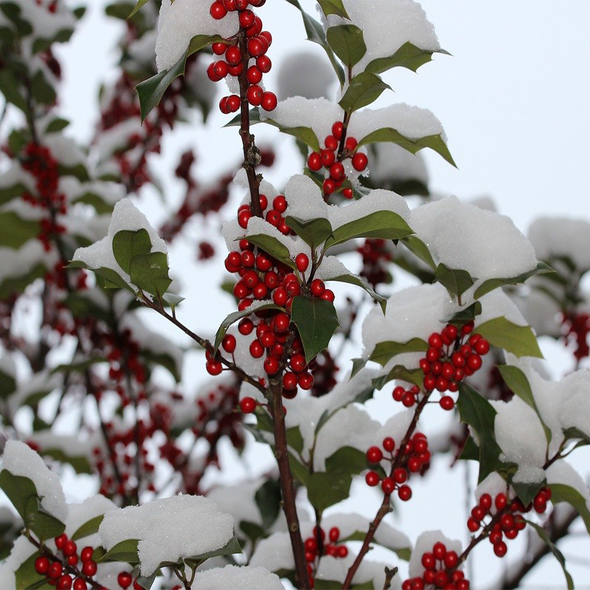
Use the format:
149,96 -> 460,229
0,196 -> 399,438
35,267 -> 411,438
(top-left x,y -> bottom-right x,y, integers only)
239,521 -> 265,545
457,383 -> 503,482
324,272 -> 387,311
339,72 -> 391,113
0,212 -> 39,249
44,117 -> 70,133
288,452 -> 310,487
242,234 -> 294,268
525,520 -> 574,590
291,296 -> 340,363
366,42 -> 448,74
27,509 -> 67,542
351,357 -> 366,378
317,0 -> 349,18
325,446 -> 368,476
51,357 -> 107,376
137,35 -> 224,121
0,70 -> 28,112
357,128 -> 456,167
286,426 -> 304,454
37,448 -> 92,475
128,0 -> 149,18
512,480 -> 545,507
401,235 -> 436,270
186,535 -> 242,564
283,0 -> 345,86
324,211 -> 413,249
100,539 -> 140,564
68,261 -> 135,294
475,317 -> 543,359
72,191 -> 116,214
372,365 -> 423,390
474,262 -> 555,299
435,264 -> 474,301
444,301 -> 482,327
497,365 -> 551,445
460,436 -> 480,462
0,182 -> 27,206
214,303 -> 283,351
285,216 -> 333,249
255,480 -> 281,530
369,338 -> 428,367
549,483 -> 590,536
326,25 -> 366,69
72,514 -> 105,541
307,471 -> 352,512
129,251 -> 172,297
0,366 -> 16,398
112,229 -> 152,275
249,112 -> 321,152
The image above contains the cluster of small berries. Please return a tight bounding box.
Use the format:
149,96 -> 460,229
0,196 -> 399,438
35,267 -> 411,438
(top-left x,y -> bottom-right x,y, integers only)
364,433 -> 430,501
34,535 -> 99,590
403,541 -> 470,590
208,0 -> 277,113
420,322 -> 490,394
562,311 -> 590,361
103,329 -> 147,388
309,349 -> 339,397
34,0 -> 58,13
307,121 -> 368,198
237,192 -> 292,236
466,488 -> 551,558
21,142 -> 66,251
357,238 -> 392,288
304,526 -> 348,588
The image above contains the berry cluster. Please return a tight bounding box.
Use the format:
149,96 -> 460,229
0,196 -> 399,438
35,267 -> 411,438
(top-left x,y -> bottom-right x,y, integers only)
34,0 -> 58,14
562,311 -> 590,361
420,322 -> 490,396
403,542 -> 470,590
208,0 -> 277,113
34,535 -> 98,590
306,121 -> 368,199
21,142 -> 66,252
364,433 -> 431,501
304,526 -> 348,588
466,488 -> 551,558
357,238 -> 392,288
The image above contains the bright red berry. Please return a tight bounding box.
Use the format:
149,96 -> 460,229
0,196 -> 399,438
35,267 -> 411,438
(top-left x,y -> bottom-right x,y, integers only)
351,152 -> 368,171
240,397 -> 256,413
210,2 -> 227,19
35,556 -> 50,574
366,446 -> 383,463
295,253 -> 309,272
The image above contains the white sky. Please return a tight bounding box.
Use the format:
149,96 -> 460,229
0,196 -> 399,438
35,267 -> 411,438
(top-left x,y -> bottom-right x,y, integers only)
7,0 -> 590,587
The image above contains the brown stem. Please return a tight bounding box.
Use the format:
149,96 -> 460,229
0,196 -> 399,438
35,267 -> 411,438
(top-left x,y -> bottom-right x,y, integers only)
268,374 -> 309,589
343,393 -> 431,588
237,32 -> 262,217
383,566 -> 398,590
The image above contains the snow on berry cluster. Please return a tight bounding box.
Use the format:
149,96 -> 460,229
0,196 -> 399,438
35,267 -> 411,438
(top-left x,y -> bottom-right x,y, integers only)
364,432 -> 430,501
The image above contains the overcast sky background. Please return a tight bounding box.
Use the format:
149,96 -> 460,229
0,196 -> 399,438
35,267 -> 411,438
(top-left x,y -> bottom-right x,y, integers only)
17,0 -> 590,587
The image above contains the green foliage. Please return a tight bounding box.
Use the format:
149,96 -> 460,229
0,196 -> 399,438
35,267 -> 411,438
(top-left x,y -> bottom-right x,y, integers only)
475,317 -> 543,359
323,272 -> 387,311
457,383 -> 502,482
307,471 -> 352,512
338,73 -> 390,113
368,338 -> 428,367
242,233 -> 295,268
549,483 -> 590,536
371,365 -> 424,390
72,515 -> 105,541
317,0 -> 349,18
285,216 -> 333,249
291,296 -> 340,363
326,25 -> 366,69
434,264 -> 474,301
0,212 -> 39,249
100,539 -> 140,564
401,235 -> 436,269
15,553 -> 52,590
255,480 -> 282,530
474,262 -> 554,299
366,42 -> 449,74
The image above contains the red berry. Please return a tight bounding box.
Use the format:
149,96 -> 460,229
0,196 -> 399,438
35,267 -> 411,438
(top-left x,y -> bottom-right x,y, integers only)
73,580 -> 87,590
337,545 -> 348,558
239,9 -> 255,28
321,289 -> 335,302
440,396 -> 455,411
48,562 -> 63,579
381,477 -> 395,494
206,361 -> 222,375
283,372 -> 298,390
467,354 -> 482,370
212,42 -> 226,55
351,152 -> 368,171
63,540 -> 77,556
495,493 -> 507,510
421,552 -> 435,570
295,253 -> 309,272
480,493 -> 492,511
342,188 -> 353,199
248,37 -> 267,57
246,66 -> 263,84
55,534 -> 67,550
80,547 -> 94,563
494,541 -> 507,558
434,571 -> 448,588
324,135 -> 338,150
332,121 -> 344,139
222,334 -> 237,353
249,340 -> 264,358
264,356 -> 279,375
35,556 -> 50,574
366,446 -> 383,463
307,152 -> 322,171
81,561 -> 97,576
398,485 -> 412,501
323,178 -> 336,195
226,45 -> 242,65
290,353 -> 306,373
433,542 -> 446,560
273,195 -> 287,212
329,162 -> 345,181
247,85 -> 263,106
210,1 -> 227,19
310,279 -> 325,297
365,471 -> 380,486
393,468 -> 407,484
240,397 -> 256,413
57,575 -> 73,590
320,149 -> 335,167
474,338 -> 490,355
226,94 -> 241,112
238,318 -> 254,335
382,437 -> 395,452
257,55 -> 272,72
329,527 -> 340,542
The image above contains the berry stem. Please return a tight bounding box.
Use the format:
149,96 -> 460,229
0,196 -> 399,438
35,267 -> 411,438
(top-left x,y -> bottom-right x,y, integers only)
237,31 -> 262,218
343,390 -> 431,588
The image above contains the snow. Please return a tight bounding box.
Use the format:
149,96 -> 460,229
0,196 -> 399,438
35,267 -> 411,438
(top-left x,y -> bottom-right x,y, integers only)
192,565 -> 284,589
7,370 -> 61,415
349,104 -> 446,143
15,0 -> 77,41
369,142 -> 429,187
94,118 -> 142,161
546,460 -> 590,512
207,479 -> 266,530
43,135 -> 86,168
410,196 -> 538,280
0,240 -> 58,292
128,29 -> 158,66
528,216 -> 590,270
66,495 -> 117,540
2,440 -> 68,522
156,0 -> 239,72
491,396 -> 547,484
334,0 -> 440,76
284,174 -> 410,232
63,178 -> 126,209
73,198 -> 168,288
409,530 -> 462,578
99,495 -> 235,576
277,50 -> 336,100
315,554 -> 393,588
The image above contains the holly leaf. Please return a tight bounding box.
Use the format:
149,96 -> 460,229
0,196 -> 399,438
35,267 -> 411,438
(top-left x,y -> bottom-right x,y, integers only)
324,211 -> 413,249
285,216 -> 333,249
307,471 -> 352,512
0,212 -> 39,249
401,235 -> 436,269
457,383 -> 503,482
525,520 -> 574,590
358,128 -> 456,167
366,42 -> 450,74
255,480 -> 281,530
435,264 -> 474,301
291,296 -> 340,363
112,229 -> 152,275
549,483 -> 590,536
372,365 -> 423,390
326,25 -> 366,69
368,338 -> 428,366
474,262 -> 554,299
242,233 -> 295,268
324,272 -> 387,311
72,514 -> 105,541
100,539 -> 140,564
339,72 -> 391,113
129,252 -> 171,297
317,0 -> 349,18
475,317 -> 543,359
